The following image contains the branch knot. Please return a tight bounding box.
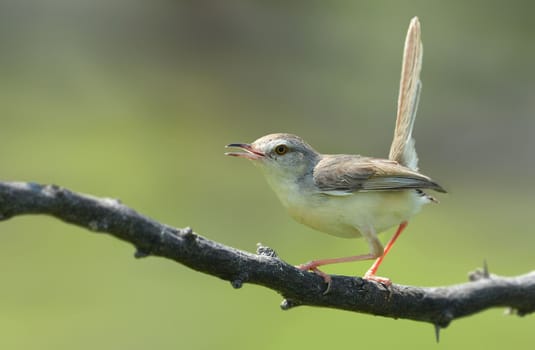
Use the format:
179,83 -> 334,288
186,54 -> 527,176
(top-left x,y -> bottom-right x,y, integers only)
256,243 -> 278,258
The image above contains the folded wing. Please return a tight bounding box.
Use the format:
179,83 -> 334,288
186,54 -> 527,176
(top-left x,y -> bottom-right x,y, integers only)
313,155 -> 445,195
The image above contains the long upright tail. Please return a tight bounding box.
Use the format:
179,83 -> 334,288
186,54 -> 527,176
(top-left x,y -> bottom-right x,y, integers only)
389,17 -> 423,171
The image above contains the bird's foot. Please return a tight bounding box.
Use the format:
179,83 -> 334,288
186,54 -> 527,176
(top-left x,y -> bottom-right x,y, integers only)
363,271 -> 392,287
296,262 -> 332,294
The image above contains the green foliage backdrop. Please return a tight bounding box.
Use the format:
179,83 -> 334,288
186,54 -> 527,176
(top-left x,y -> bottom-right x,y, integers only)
0,1 -> 534,348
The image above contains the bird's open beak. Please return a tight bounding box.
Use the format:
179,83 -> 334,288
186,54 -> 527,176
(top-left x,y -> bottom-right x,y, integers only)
225,143 -> 265,160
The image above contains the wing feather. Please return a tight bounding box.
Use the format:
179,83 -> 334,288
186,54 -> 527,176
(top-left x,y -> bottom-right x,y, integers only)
313,155 -> 445,194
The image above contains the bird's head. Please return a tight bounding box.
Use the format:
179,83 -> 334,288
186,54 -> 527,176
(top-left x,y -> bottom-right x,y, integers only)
225,133 -> 320,180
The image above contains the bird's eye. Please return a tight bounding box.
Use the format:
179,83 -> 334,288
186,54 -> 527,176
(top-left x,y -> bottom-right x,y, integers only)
275,145 -> 288,155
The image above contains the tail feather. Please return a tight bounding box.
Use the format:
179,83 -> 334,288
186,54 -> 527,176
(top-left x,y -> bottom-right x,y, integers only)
389,17 -> 423,171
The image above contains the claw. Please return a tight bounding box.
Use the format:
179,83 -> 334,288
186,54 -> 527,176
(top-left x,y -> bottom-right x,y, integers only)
297,263 -> 333,294
363,271 -> 392,287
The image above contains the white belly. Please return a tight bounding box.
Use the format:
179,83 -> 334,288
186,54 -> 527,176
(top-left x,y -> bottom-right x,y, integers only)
284,190 -> 425,238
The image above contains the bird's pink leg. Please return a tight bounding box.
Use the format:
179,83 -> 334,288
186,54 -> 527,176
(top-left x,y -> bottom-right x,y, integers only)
297,253 -> 377,288
363,221 -> 408,286
297,221 -> 409,290
298,253 -> 378,271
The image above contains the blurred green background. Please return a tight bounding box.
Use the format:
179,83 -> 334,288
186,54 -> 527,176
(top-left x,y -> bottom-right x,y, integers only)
0,0 -> 534,348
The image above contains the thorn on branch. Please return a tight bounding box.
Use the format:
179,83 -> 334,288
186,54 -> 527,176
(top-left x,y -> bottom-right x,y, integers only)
482,260 -> 490,277
469,262 -> 492,282
434,324 -> 441,343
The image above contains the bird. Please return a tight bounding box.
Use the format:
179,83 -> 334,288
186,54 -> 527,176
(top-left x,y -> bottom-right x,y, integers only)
225,17 -> 445,288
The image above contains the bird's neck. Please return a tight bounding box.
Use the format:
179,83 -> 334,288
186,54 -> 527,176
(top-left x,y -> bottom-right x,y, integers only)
259,165 -> 316,210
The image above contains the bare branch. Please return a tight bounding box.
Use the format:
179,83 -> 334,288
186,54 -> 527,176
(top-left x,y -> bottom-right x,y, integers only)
0,181 -> 533,330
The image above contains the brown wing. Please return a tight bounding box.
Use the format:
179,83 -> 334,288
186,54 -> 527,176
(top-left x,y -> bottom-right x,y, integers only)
313,155 -> 445,194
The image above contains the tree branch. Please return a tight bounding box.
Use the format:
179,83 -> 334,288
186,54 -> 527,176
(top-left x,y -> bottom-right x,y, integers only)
0,181 -> 533,331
